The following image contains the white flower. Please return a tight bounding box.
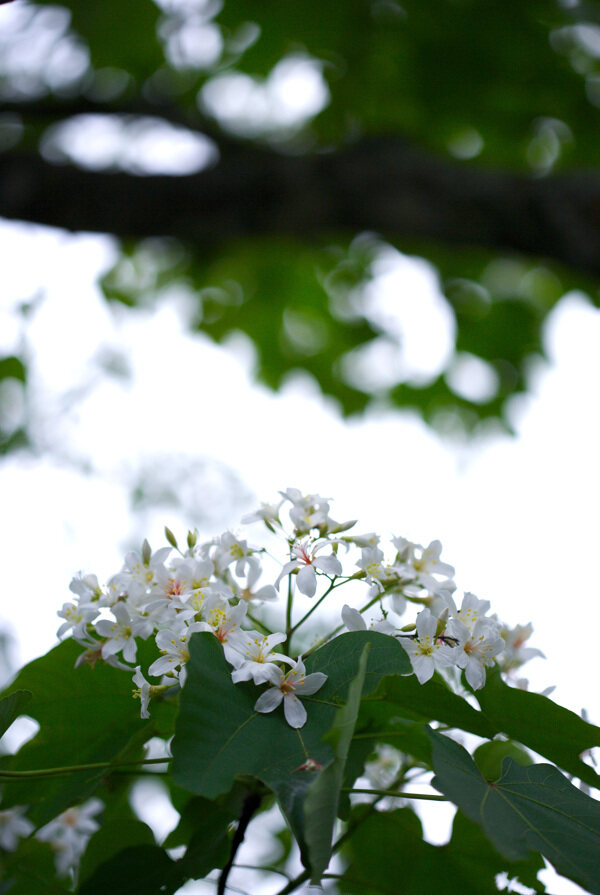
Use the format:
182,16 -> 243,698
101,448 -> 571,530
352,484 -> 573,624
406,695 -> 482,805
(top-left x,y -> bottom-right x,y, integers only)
110,541 -> 171,599
236,562 -> 278,603
453,591 -> 491,630
215,532 -> 259,578
446,616 -> 505,690
198,598 -> 248,660
341,604 -> 396,636
37,799 -> 103,876
96,602 -> 153,664
497,622 -> 545,673
365,744 -> 403,790
69,572 -> 104,605
254,658 -> 327,728
230,632 -> 292,684
56,602 -> 99,640
399,608 -> 456,684
276,539 -> 343,597
148,622 -> 204,685
132,666 -> 152,718
241,500 -> 283,528
280,488 -> 334,534
0,805 -> 34,851
394,538 -> 455,591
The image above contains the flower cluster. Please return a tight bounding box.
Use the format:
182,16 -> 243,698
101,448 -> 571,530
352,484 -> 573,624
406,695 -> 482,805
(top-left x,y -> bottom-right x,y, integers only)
59,488 -> 542,728
0,798 -> 102,876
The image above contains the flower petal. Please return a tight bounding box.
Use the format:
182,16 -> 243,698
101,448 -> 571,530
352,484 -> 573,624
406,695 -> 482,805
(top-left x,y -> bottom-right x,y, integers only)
254,687 -> 283,714
283,694 -> 307,728
297,671 -> 327,695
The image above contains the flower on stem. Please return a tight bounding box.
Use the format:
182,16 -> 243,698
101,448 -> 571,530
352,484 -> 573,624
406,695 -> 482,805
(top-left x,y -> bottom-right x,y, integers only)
341,604 -> 396,636
276,538 -> 342,597
237,562 -> 278,603
230,631 -> 292,684
497,622 -> 544,674
241,500 -> 283,529
95,602 -> 153,664
399,608 -> 456,684
56,602 -> 99,641
445,616 -> 505,690
254,657 -> 327,728
148,622 -> 204,685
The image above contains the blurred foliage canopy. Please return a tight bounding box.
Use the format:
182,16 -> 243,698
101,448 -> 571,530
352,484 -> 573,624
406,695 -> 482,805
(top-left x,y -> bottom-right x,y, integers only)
2,0 -> 600,450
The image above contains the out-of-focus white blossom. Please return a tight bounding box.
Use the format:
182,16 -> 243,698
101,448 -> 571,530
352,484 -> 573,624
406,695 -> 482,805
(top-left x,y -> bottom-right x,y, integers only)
36,799 -> 103,876
0,805 -> 34,851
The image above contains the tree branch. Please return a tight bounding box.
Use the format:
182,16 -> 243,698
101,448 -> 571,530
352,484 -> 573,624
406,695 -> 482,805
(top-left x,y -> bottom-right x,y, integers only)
2,135 -> 600,276
217,792 -> 262,895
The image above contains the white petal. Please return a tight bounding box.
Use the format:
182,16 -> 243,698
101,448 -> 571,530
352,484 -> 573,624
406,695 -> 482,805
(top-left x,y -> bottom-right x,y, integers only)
296,565 -> 317,597
314,554 -> 343,576
283,694 -> 307,728
342,604 -> 366,631
465,657 -> 485,690
254,687 -> 284,714
412,654 -> 435,684
297,672 -> 328,695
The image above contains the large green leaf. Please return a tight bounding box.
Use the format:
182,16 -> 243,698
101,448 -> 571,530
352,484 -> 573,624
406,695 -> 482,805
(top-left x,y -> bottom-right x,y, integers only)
77,845 -> 183,895
304,642 -> 370,883
429,728 -> 600,894
171,631 -> 409,857
474,666 -> 600,788
0,839 -> 70,895
0,689 -> 31,739
374,672 -> 495,738
0,639 -> 174,825
164,787 -> 247,879
339,804 -> 544,895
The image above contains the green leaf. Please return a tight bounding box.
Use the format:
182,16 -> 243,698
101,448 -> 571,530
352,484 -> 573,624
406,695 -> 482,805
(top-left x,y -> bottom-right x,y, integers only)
304,642 -> 370,883
0,355 -> 26,384
165,788 -> 247,879
339,804 -> 545,895
0,689 -> 31,739
429,728 -> 600,894
33,0 -> 164,77
171,631 -> 409,861
0,838 -> 70,895
473,739 -> 533,782
79,818 -> 156,883
0,640 -> 169,825
475,666 -> 600,788
376,671 -> 495,738
77,845 -> 183,895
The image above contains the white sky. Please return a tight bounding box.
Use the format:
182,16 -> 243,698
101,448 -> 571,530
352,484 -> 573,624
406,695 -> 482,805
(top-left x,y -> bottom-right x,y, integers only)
0,220 -> 597,895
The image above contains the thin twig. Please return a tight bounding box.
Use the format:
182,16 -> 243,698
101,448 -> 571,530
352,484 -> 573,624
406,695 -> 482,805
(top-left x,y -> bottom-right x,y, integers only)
217,793 -> 262,895
0,756 -> 170,778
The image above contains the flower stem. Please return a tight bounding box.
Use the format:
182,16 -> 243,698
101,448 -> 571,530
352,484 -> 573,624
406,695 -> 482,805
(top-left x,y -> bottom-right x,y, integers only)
288,579 -> 336,637
0,756 -> 170,778
284,575 -> 294,654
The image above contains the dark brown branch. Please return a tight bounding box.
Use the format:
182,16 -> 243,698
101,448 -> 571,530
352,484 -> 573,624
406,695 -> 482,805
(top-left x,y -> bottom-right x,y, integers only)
2,135 -> 600,276
217,792 -> 262,895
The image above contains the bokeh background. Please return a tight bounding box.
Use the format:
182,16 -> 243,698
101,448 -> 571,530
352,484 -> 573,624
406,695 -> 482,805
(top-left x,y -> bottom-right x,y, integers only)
2,1 -> 600,892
